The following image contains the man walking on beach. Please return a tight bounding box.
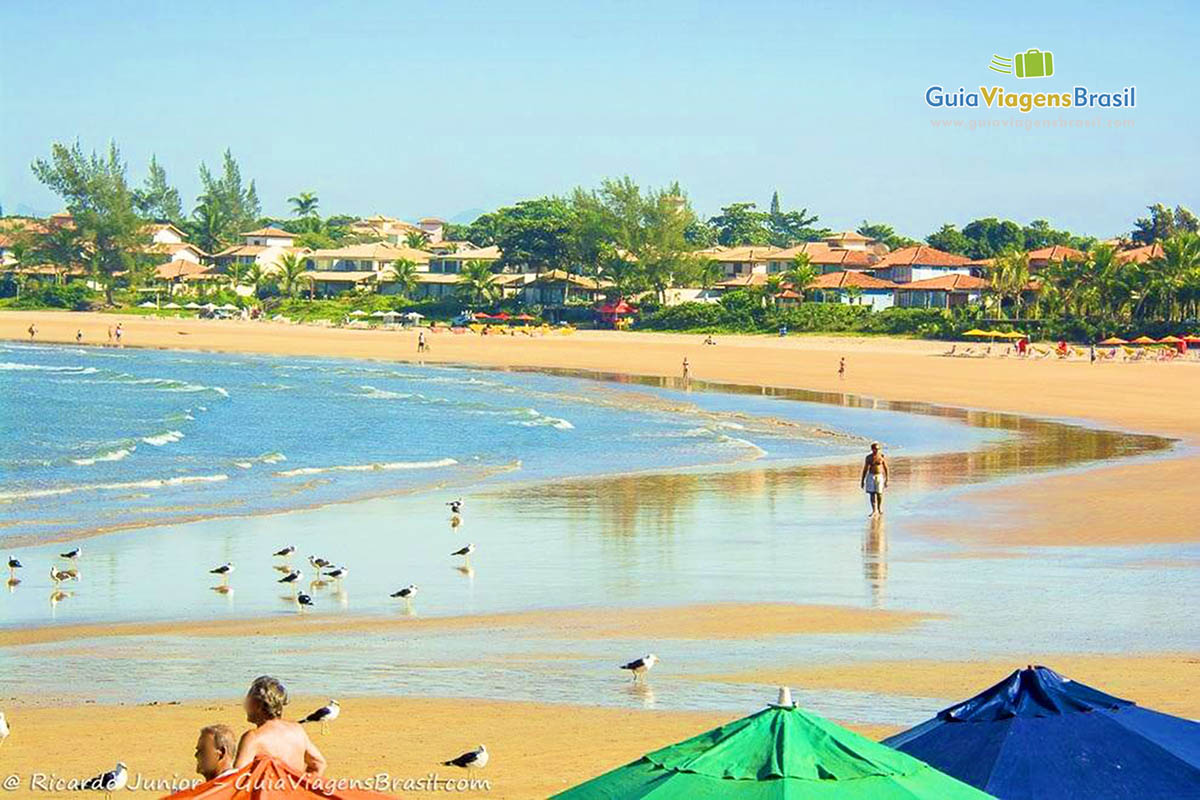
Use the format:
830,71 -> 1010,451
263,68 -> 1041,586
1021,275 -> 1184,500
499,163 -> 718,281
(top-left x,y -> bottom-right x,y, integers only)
418,330 -> 428,353
860,442 -> 889,516
838,357 -> 846,380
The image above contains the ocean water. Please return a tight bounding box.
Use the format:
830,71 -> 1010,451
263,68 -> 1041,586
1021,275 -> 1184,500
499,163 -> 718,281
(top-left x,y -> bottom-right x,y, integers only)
1,342 -> 1195,723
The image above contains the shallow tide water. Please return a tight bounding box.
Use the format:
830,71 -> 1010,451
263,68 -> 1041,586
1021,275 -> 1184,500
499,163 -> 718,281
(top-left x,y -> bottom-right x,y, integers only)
1,342 -> 1195,726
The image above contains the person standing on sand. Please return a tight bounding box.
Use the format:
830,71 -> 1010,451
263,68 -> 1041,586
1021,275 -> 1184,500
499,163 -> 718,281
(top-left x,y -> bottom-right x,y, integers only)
418,330 -> 427,353
838,357 -> 846,379
860,442 -> 889,517
76,329 -> 83,343
682,357 -> 690,382
114,323 -> 123,345
232,675 -> 326,777
27,323 -> 36,341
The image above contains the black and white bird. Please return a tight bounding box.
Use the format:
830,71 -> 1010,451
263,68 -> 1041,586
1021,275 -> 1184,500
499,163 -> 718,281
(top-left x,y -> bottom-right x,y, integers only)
273,545 -> 296,558
442,744 -> 488,772
308,555 -> 332,570
278,569 -> 302,584
390,584 -> 418,600
323,566 -> 349,583
209,563 -> 234,583
446,498 -> 463,515
6,557 -> 20,577
620,654 -> 660,683
81,762 -> 128,798
60,547 -> 81,560
296,593 -> 314,610
451,543 -> 475,558
300,699 -> 340,734
0,711 -> 9,747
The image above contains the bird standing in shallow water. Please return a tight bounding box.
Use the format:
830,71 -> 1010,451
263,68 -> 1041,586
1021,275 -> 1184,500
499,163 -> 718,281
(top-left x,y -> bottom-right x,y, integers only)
209,563 -> 233,585
451,543 -> 475,566
60,547 -> 81,560
273,545 -> 295,558
296,593 -> 313,612
620,654 -> 660,683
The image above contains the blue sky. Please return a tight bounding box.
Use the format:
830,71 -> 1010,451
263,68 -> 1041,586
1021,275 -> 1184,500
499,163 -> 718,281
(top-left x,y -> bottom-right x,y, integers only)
2,0 -> 1197,238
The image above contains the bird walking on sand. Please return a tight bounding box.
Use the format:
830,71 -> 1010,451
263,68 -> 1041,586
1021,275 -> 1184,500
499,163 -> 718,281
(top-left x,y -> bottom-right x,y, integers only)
273,545 -> 295,558
443,744 -> 488,776
209,563 -> 234,584
0,711 -> 9,748
620,654 -> 660,683
60,547 -> 81,560
451,543 -> 475,566
296,592 -> 313,612
82,762 -> 128,799
300,699 -> 340,735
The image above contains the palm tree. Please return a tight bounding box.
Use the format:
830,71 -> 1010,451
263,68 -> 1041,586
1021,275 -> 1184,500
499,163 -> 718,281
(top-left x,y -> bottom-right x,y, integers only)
246,263 -> 268,298
276,252 -> 310,298
192,198 -> 231,255
991,249 -> 1031,319
404,230 -> 430,250
383,258 -> 419,298
457,259 -> 499,305
226,259 -> 249,289
1143,233 -> 1200,322
288,192 -> 319,218
783,254 -> 816,299
33,226 -> 81,285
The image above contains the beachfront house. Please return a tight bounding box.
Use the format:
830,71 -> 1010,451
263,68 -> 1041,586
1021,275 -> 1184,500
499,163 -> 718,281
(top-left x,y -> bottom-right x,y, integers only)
893,273 -> 990,308
763,241 -> 879,275
701,246 -> 775,279
807,270 -> 898,310
427,245 -> 502,274
518,270 -> 608,306
212,227 -> 308,277
303,242 -> 433,296
1027,245 -> 1087,272
867,245 -> 975,284
153,259 -> 227,295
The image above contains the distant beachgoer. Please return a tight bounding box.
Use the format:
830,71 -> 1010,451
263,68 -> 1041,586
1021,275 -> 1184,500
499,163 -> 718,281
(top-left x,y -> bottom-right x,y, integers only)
115,323 -> 123,344
194,724 -> 237,782
860,442 -> 889,517
107,326 -> 113,343
418,330 -> 428,353
233,675 -> 326,778
75,329 -> 83,343
838,357 -> 846,379
1090,345 -> 1097,364
703,335 -> 716,345
27,324 -> 37,340
682,357 -> 690,381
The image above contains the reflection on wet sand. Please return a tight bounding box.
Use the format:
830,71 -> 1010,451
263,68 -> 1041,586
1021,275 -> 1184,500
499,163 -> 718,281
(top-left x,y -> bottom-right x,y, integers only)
863,517 -> 887,607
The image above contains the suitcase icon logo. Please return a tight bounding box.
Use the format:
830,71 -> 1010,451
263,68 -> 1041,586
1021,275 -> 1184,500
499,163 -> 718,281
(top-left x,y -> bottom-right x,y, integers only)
989,49 -> 1054,78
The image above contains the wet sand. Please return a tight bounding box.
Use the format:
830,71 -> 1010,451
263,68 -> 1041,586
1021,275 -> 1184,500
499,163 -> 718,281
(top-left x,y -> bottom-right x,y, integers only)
0,602 -> 931,647
690,652 -> 1200,719
5,310 -> 1198,548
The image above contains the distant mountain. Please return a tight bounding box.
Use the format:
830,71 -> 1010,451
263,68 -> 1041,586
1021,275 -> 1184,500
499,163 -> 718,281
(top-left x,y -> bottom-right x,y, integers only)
6,202 -> 53,219
448,208 -> 486,224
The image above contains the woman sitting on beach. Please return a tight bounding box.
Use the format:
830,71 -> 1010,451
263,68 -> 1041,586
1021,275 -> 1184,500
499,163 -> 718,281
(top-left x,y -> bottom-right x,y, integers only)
233,675 -> 327,777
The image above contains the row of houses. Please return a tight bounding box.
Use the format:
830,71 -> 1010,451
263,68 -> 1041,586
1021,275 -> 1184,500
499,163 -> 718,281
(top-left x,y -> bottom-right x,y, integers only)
0,214 -> 1168,312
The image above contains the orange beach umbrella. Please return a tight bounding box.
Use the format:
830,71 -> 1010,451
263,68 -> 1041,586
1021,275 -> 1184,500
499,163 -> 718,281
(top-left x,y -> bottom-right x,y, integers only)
1098,337 -> 1127,345
1158,335 -> 1184,344
1129,336 -> 1159,345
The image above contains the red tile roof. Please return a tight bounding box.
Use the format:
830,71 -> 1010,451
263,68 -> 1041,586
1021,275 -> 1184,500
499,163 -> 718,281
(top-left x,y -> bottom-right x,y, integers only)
875,245 -> 972,268
895,274 -> 990,291
1115,243 -> 1163,264
765,242 -> 879,267
154,259 -> 217,281
809,270 -> 898,290
240,226 -> 296,238
1027,245 -> 1086,263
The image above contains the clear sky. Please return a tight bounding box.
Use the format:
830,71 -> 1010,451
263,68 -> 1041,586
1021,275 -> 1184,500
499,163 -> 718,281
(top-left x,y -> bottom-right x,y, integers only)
2,0 -> 1197,238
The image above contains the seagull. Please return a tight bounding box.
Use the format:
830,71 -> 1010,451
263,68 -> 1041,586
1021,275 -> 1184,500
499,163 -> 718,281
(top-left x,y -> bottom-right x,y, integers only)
308,555 -> 332,570
390,584 -> 418,599
620,654 -> 660,683
300,699 -> 340,734
442,744 -> 488,773
451,543 -> 475,559
81,762 -> 128,799
6,557 -> 20,578
278,569 -> 302,584
209,563 -> 234,583
49,567 -> 76,584
60,547 -> 81,560
0,711 -> 9,747
446,498 -> 463,515
296,593 -> 313,611
323,566 -> 349,583
273,545 -> 295,558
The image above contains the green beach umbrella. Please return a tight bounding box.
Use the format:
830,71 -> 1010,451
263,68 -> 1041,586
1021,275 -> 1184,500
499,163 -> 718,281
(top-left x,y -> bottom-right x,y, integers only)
552,692 -> 996,799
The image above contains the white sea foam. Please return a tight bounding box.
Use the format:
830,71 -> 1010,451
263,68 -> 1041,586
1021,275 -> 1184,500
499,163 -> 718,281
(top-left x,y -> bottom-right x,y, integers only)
509,410 -> 575,430
0,362 -> 97,374
141,430 -> 185,446
357,385 -> 413,400
259,452 -> 287,464
275,457 -> 458,477
70,446 -> 135,466
233,461 -> 254,469
0,473 -> 229,501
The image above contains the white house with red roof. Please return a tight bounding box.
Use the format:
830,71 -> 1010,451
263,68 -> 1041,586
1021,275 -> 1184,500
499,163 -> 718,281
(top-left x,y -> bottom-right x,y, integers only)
867,245 -> 975,284
807,270 -> 898,310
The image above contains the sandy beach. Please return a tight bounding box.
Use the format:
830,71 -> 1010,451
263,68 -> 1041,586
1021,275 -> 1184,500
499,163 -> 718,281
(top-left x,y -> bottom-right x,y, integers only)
3,310 -> 1199,796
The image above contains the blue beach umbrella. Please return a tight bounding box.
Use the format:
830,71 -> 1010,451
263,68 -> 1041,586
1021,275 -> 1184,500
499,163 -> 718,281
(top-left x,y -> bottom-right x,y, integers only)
883,665 -> 1200,800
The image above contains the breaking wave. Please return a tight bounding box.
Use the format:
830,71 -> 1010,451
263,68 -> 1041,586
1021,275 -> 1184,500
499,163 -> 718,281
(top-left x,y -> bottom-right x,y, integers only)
0,474 -> 229,501
275,457 -> 458,477
141,430 -> 185,446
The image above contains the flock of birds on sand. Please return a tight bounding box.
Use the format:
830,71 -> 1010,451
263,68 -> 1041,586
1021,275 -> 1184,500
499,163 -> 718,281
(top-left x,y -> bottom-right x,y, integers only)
6,548 -> 82,606
2,496 -> 661,788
